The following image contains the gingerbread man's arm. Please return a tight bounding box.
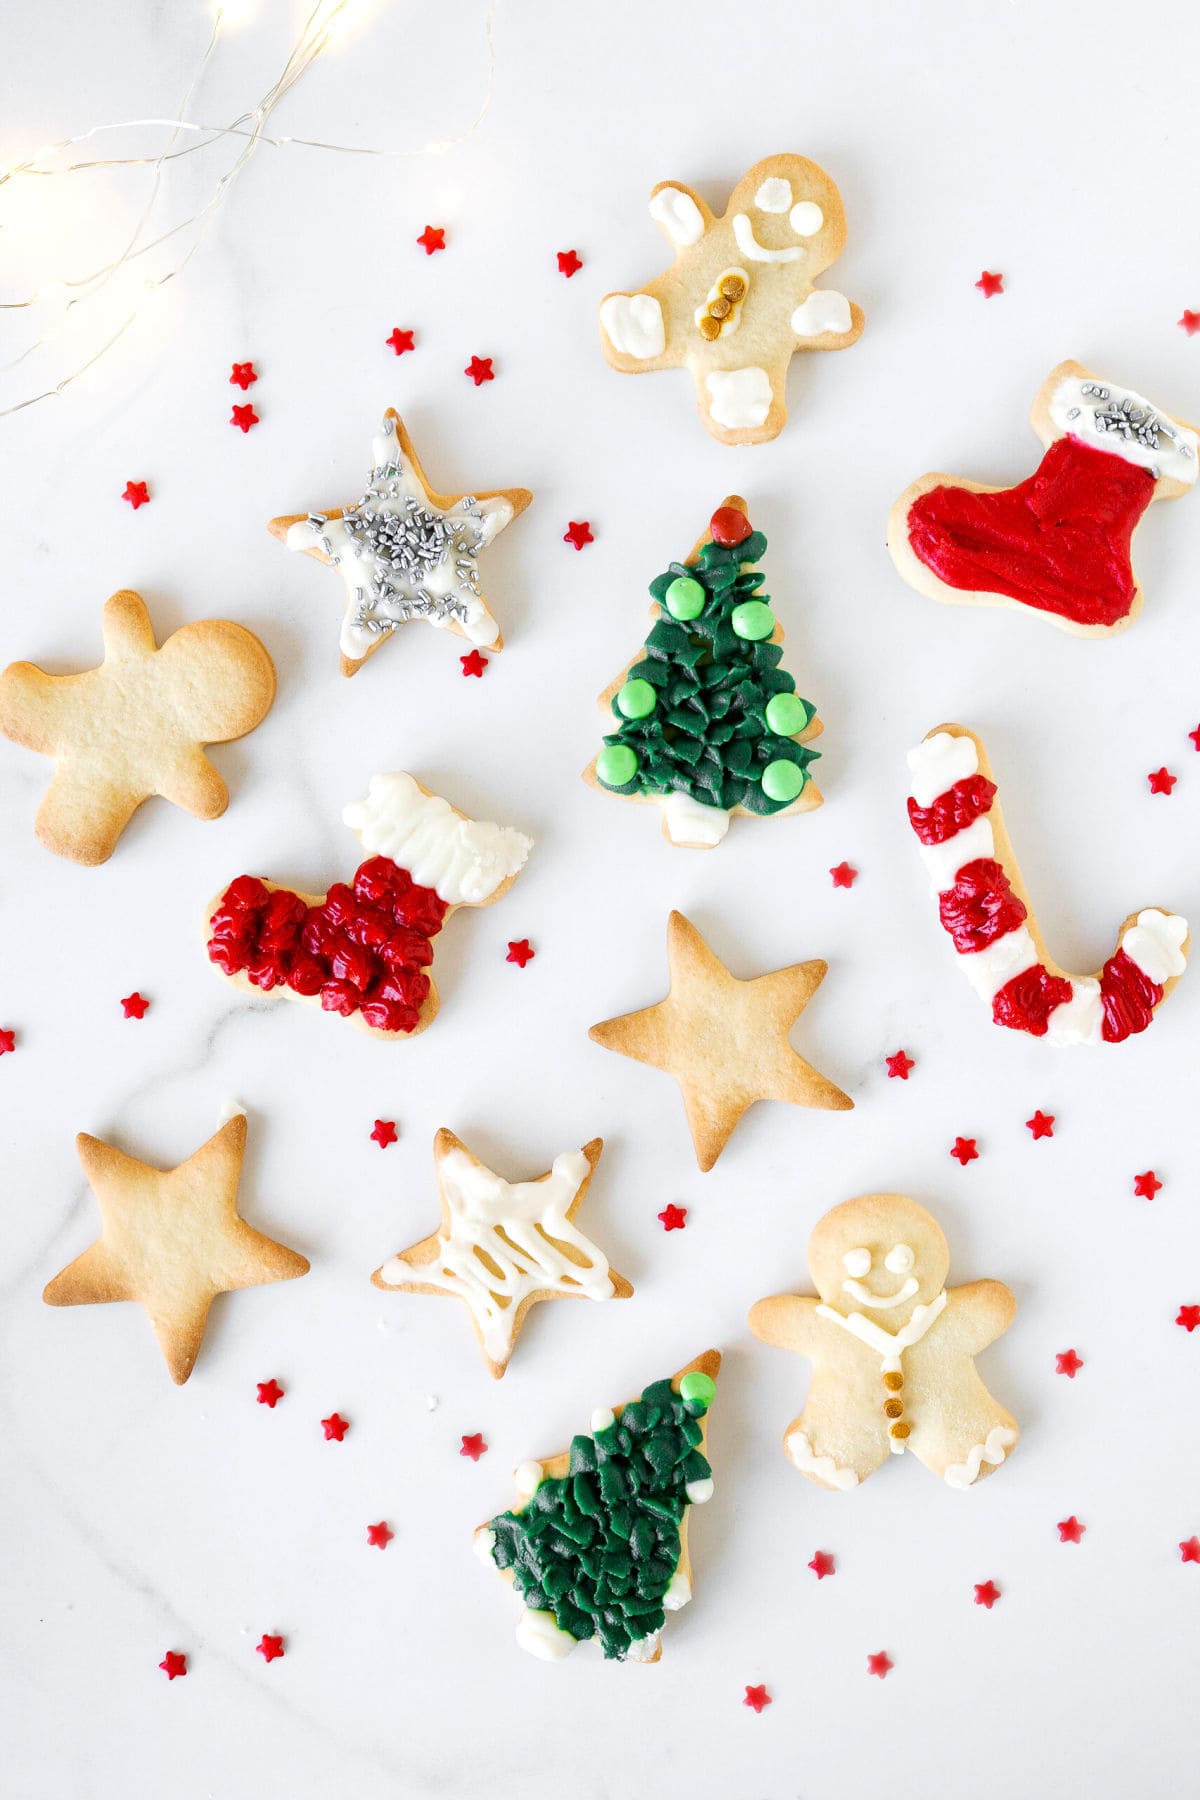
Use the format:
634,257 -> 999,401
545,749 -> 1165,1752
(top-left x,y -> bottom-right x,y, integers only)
943,1280 -> 1017,1355
0,662 -> 87,753
598,182 -> 716,377
101,589 -> 160,659
791,295 -> 866,352
748,1291 -> 824,1355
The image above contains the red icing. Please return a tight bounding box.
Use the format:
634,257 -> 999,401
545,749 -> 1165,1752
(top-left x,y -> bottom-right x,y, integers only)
557,250 -> 583,278
808,1551 -> 835,1579
1181,1537 -> 1200,1563
256,1634 -> 285,1662
563,520 -> 594,550
121,992 -> 150,1019
208,859 -> 446,1037
386,328 -> 415,356
885,1050 -> 914,1080
1056,1348 -> 1083,1377
866,1652 -> 893,1679
256,1379 -> 284,1408
370,1119 -> 398,1148
1148,767 -> 1177,794
743,1684 -> 772,1712
464,355 -> 494,386
658,1204 -> 687,1232
1177,1304 -> 1200,1331
460,650 -> 488,678
938,858 -> 1026,952
1026,1110 -> 1055,1139
1179,311 -> 1200,336
416,225 -> 445,255
1056,1516 -> 1085,1544
975,271 -> 1004,297
122,480 -> 150,509
367,1521 -> 394,1549
230,362 -> 257,389
230,404 -> 258,432
830,861 -> 857,888
1133,1169 -> 1163,1200
907,774 -> 996,845
321,1413 -> 349,1442
950,1136 -> 978,1165
907,435 -> 1156,628
506,939 -> 535,967
973,1580 -> 1001,1608
0,1028 -> 16,1054
1099,947 -> 1163,1043
991,964 -> 1073,1035
460,1433 -> 487,1462
159,1651 -> 188,1679
710,506 -> 751,546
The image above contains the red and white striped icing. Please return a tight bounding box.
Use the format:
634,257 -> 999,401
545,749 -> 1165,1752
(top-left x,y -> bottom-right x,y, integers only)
907,732 -> 1187,1045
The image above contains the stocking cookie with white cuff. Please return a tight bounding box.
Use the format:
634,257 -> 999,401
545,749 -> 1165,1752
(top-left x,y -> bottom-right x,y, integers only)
888,361 -> 1199,635
599,153 -> 865,446
750,1194 -> 1017,1491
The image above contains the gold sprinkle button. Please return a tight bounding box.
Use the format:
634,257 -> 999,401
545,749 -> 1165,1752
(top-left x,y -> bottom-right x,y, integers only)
720,273 -> 747,301
709,296 -> 732,320
883,1397 -> 904,1419
889,1420 -> 911,1441
883,1370 -> 903,1391
698,316 -> 721,341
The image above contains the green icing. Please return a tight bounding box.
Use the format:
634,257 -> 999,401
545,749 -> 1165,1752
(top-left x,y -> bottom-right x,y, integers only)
595,518 -> 819,817
486,1372 -> 715,1662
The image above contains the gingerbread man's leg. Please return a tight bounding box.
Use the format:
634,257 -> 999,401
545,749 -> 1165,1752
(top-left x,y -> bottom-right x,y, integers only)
907,1375 -> 1019,1489
783,1374 -> 894,1491
36,763 -> 147,865
695,360 -> 789,447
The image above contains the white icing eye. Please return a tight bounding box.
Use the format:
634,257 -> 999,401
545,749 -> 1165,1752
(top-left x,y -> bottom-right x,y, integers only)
843,1247 -> 872,1278
755,176 -> 793,214
885,1244 -> 915,1275
789,201 -> 824,237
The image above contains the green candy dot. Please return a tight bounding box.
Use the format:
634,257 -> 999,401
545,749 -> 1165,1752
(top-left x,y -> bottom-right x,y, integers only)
616,678 -> 657,720
731,600 -> 776,641
761,759 -> 806,803
665,576 -> 706,621
679,1370 -> 716,1407
596,744 -> 639,787
765,691 -> 810,736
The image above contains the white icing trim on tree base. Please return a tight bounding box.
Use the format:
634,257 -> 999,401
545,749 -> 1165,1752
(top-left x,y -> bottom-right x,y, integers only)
343,772 -> 532,906
662,790 -> 731,847
663,1567 -> 692,1611
625,1632 -> 662,1663
785,1428 -> 859,1490
944,1424 -> 1017,1489
515,1607 -> 579,1662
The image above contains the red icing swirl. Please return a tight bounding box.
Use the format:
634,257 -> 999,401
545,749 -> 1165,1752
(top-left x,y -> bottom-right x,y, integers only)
207,856 -> 447,1035
907,774 -> 997,845
1099,947 -> 1163,1043
937,858 -> 1027,953
991,964 -> 1074,1036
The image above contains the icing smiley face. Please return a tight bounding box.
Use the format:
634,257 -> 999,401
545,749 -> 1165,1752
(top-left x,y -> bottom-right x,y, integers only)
735,175 -> 828,262
808,1194 -> 950,1324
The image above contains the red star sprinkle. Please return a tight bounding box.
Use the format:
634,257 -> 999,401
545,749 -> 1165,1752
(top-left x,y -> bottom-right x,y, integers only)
658,1203 -> 688,1232
460,1432 -> 487,1462
0,1028 -> 15,1055
557,249 -> 583,278
159,1650 -> 187,1679
1057,1515 -> 1086,1544
230,404 -> 258,433
808,1551 -> 836,1580
743,1684 -> 772,1713
830,862 -> 857,888
417,225 -> 446,255
256,1634 -> 285,1663
1056,1348 -> 1084,1377
460,650 -> 488,678
229,362 -> 257,389
367,1521 -> 394,1550
1134,1170 -> 1163,1200
950,1136 -> 979,1166
1179,311 -> 1200,336
256,1379 -> 284,1408
321,1413 -> 349,1442
385,327 -> 415,356
370,1119 -> 398,1149
1177,1304 -> 1200,1332
866,1651 -> 893,1678
885,1050 -> 914,1080
506,939 -> 535,968
464,355 -> 494,386
122,480 -> 150,509
563,519 -> 594,550
120,992 -> 149,1019
975,270 -> 1004,297
1189,725 -> 1200,751
973,1580 -> 1001,1609
1180,1537 -> 1200,1563
1026,1110 -> 1055,1140
1148,767 -> 1177,795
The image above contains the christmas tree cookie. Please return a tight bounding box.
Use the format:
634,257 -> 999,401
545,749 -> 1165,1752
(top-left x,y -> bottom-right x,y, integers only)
475,1351 -> 720,1662
584,498 -> 823,848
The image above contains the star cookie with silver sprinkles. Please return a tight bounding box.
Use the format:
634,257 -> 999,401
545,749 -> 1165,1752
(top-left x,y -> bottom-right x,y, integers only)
269,409 -> 532,678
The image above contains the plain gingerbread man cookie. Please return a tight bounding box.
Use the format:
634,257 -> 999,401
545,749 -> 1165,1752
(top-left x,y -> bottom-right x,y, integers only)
599,153 -> 865,446
750,1193 -> 1018,1490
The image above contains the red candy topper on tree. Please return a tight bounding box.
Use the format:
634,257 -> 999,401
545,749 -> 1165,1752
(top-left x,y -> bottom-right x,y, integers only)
889,361 -> 1199,636
206,774 -> 531,1040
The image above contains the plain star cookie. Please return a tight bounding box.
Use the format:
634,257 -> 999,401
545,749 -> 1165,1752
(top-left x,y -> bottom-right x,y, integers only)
888,362 -> 1199,635
269,409 -> 531,676
599,153 -> 864,446
750,1193 -> 1018,1490
371,1130 -> 632,1378
0,590 -> 275,865
474,1351 -> 720,1662
207,772 -> 531,1040
907,725 -> 1188,1044
589,911 -> 852,1171
584,498 -> 823,847
43,1111 -> 309,1384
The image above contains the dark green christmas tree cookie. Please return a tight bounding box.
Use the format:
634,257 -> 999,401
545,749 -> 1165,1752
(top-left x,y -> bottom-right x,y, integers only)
584,498 -> 823,847
474,1350 -> 720,1662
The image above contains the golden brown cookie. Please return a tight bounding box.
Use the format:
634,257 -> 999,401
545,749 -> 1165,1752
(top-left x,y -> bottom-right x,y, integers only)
0,590 -> 275,865
589,911 -> 852,1171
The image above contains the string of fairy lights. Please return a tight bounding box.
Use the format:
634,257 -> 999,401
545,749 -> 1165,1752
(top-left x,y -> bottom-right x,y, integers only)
0,0 -> 496,418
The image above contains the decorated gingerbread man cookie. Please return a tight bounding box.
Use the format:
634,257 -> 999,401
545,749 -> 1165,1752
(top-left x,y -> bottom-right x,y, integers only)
599,154 -> 865,446
750,1193 -> 1018,1490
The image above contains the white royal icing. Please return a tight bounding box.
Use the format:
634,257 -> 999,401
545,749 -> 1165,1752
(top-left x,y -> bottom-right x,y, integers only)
754,176 -> 793,213
1043,978 -> 1104,1047
705,366 -> 772,430
1049,376 -> 1198,485
789,201 -> 824,236
791,290 -> 852,337
817,1291 -> 948,1378
513,1460 -> 543,1497
343,772 -> 531,907
378,1145 -> 614,1365
515,1607 -> 579,1662
685,1476 -> 714,1505
473,1527 -> 497,1567
663,1568 -> 692,1611
943,1424 -> 1017,1489
916,814 -> 996,895
590,1406 -> 615,1433
1121,909 -> 1188,983
955,926 -> 1040,1003
599,292 -> 666,360
731,213 -> 804,263
625,1632 -> 661,1663
287,415 -> 513,659
649,185 -> 705,247
907,730 -> 979,807
785,1428 -> 860,1490
662,789 -> 732,847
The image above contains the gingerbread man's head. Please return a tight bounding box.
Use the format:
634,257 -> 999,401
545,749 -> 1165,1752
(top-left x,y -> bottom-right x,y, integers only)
807,1193 -> 949,1326
720,154 -> 850,282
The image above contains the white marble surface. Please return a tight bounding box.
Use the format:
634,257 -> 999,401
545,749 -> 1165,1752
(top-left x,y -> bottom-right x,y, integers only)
3,1 -> 1200,1794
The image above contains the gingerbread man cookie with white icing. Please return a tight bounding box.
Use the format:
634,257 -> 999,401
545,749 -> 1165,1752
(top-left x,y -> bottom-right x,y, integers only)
750,1193 -> 1018,1491
599,154 -> 865,446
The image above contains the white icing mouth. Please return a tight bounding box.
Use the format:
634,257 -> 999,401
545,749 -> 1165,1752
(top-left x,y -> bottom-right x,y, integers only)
842,1276 -> 919,1310
731,213 -> 803,263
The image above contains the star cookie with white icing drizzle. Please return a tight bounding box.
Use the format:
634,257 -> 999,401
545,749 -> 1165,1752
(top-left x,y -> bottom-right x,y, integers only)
372,1131 -> 632,1377
269,409 -> 532,677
